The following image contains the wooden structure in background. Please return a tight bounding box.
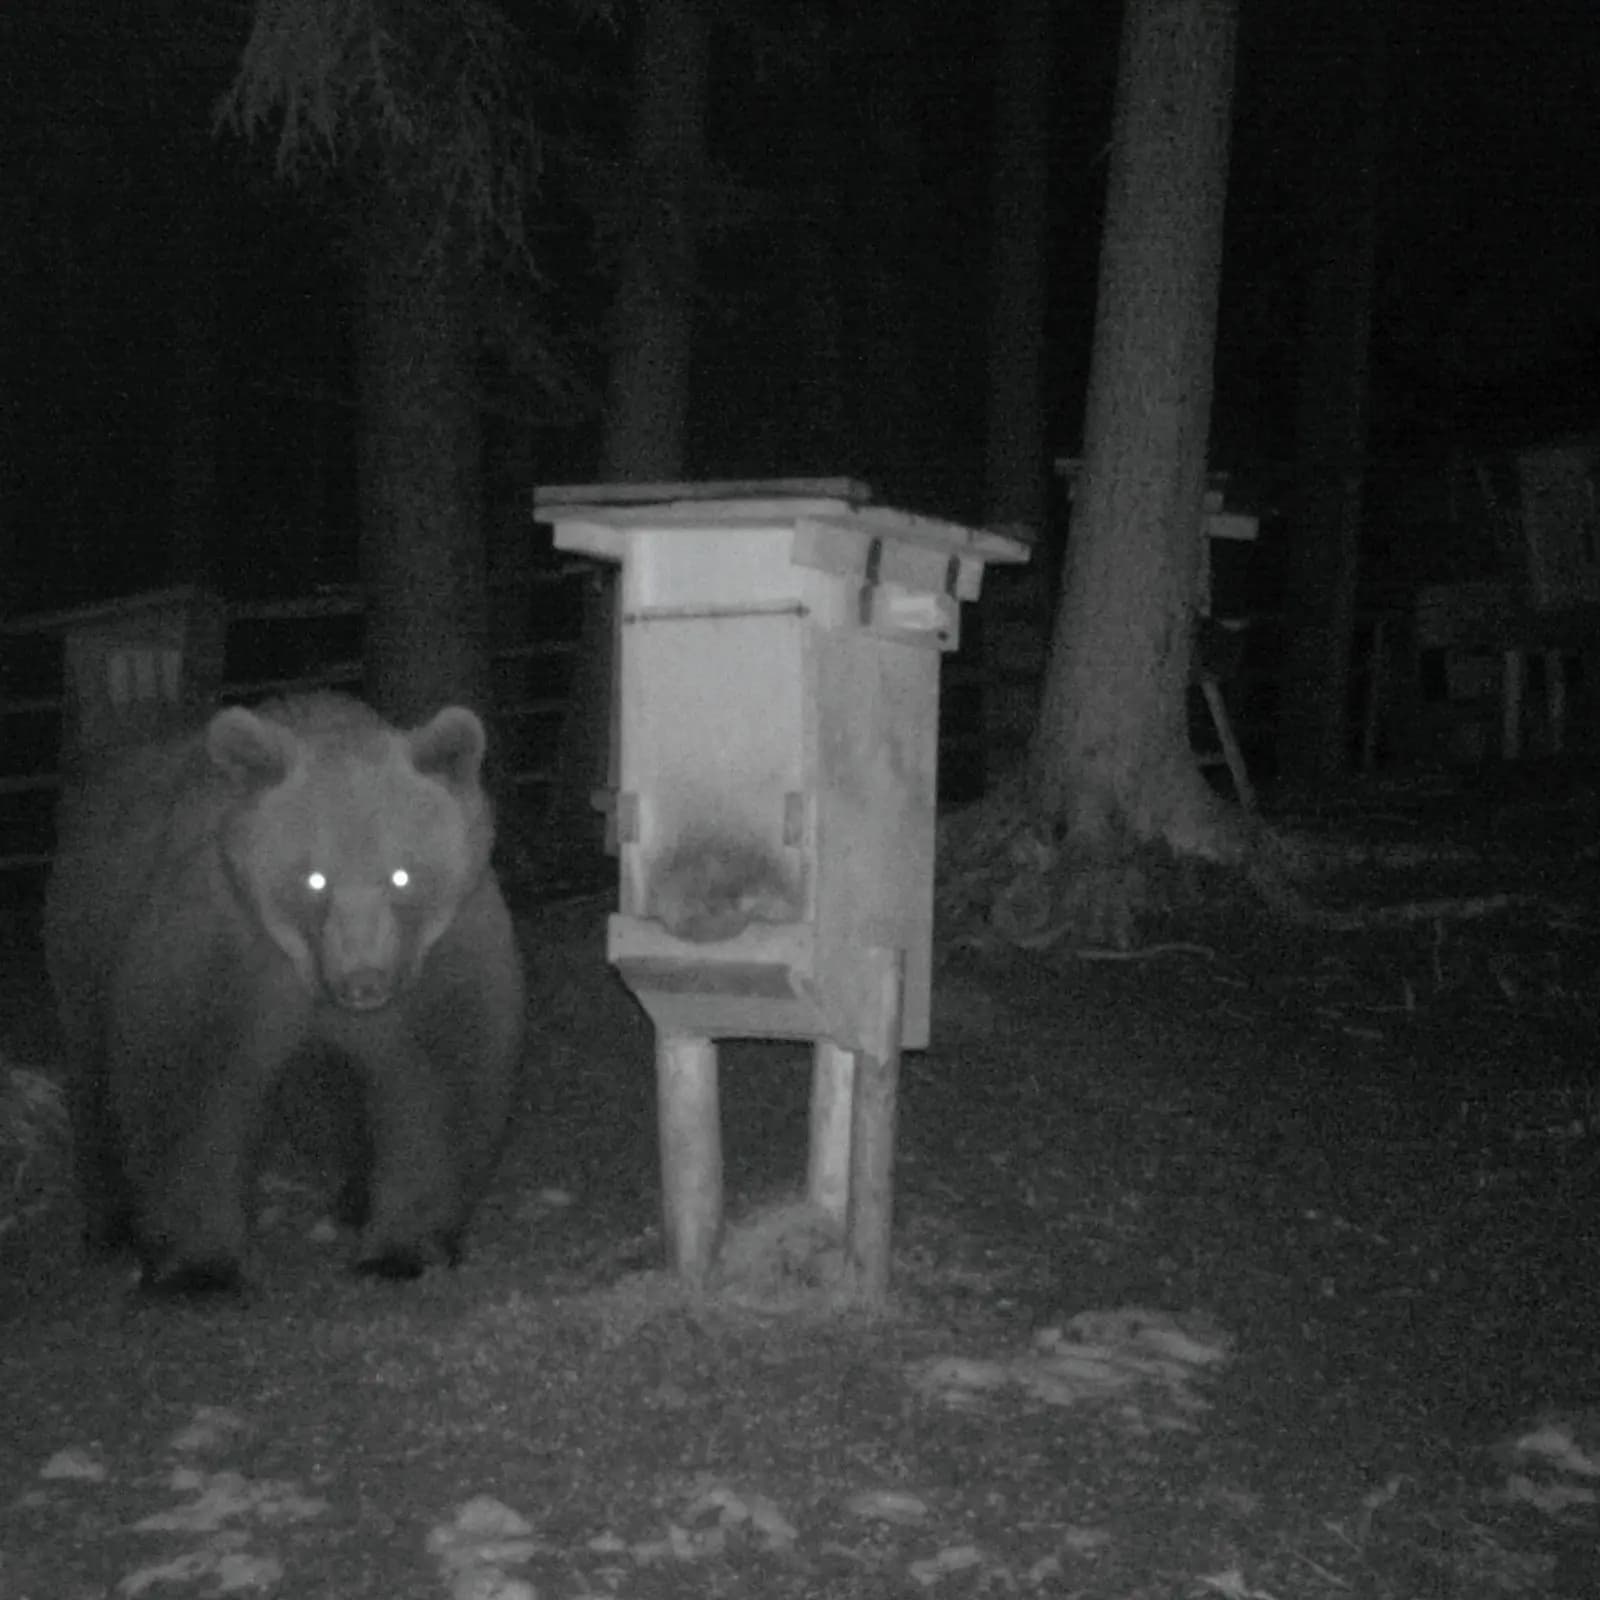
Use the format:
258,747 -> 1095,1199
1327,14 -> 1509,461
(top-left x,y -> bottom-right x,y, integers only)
540,479 -> 1027,1302
47,588 -> 225,774
0,568 -> 590,878
985,467 -> 1260,812
1360,432 -> 1600,766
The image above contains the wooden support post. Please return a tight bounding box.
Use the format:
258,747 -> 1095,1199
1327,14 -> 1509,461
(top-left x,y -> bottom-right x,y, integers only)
655,1034 -> 722,1287
1199,676 -> 1256,811
808,1039 -> 856,1228
846,948 -> 905,1304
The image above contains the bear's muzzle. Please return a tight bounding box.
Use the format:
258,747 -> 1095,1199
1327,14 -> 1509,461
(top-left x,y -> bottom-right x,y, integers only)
320,888 -> 404,1010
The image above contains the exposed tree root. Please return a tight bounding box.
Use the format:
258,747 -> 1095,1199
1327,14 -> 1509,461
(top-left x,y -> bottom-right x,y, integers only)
937,775 -> 1538,954
937,771 -> 1247,952
1250,879 -> 1527,933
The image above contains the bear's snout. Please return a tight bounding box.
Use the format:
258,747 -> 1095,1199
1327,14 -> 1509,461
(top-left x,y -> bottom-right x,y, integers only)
332,968 -> 396,1011
320,887 -> 405,1010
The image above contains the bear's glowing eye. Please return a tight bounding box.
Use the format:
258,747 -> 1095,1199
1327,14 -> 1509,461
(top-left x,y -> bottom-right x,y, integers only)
390,868 -> 411,892
305,870 -> 328,895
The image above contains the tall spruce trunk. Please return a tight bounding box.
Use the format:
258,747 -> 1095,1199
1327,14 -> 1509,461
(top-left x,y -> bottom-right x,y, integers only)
548,0 -> 707,860
1276,6 -> 1384,783
984,0 -> 1053,537
165,231 -> 222,591
601,0 -> 705,481
978,0 -> 1054,782
853,26 -> 925,506
357,200 -> 490,729
1030,0 -> 1242,861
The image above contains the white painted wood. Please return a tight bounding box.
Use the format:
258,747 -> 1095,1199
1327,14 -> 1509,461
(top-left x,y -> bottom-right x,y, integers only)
655,1034 -> 722,1288
807,1039 -> 856,1227
539,482 -> 1030,580
542,480 -> 1028,1292
846,947 -> 905,1305
810,624 -> 937,1052
609,919 -> 824,1041
618,609 -> 807,930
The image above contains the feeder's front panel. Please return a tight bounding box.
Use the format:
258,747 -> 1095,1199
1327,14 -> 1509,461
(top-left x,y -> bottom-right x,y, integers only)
610,522 -> 826,1040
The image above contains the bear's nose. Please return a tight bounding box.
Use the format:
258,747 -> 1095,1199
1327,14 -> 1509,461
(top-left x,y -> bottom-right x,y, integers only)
335,970 -> 394,1011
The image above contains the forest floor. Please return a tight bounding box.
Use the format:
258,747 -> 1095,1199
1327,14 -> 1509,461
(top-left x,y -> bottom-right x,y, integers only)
3,759 -> 1600,1600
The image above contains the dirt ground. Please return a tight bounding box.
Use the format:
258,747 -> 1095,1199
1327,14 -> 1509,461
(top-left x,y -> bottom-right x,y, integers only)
3,764 -> 1600,1600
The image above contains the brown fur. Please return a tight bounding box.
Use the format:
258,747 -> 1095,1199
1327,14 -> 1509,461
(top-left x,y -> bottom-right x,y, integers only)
44,692 -> 525,1293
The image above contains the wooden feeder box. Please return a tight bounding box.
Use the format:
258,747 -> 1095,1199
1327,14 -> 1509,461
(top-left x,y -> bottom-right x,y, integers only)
537,479 -> 1028,1300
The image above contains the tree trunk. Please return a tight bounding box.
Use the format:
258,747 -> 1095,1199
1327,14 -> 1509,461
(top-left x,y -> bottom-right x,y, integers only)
1030,0 -> 1242,861
852,24 -> 925,505
601,0 -> 707,481
548,0 -> 708,861
977,0 -> 1054,783
1276,5 -> 1384,784
356,198 -> 490,730
790,182 -> 845,476
984,0 -> 1053,537
166,237 -> 223,590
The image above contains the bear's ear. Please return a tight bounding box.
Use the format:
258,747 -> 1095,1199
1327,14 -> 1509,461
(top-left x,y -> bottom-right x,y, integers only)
408,706 -> 486,790
206,706 -> 299,785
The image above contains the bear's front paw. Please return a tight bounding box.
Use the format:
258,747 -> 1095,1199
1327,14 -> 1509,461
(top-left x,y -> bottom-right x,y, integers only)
140,1251 -> 249,1298
351,1246 -> 427,1281
139,1197 -> 250,1298
351,1227 -> 462,1282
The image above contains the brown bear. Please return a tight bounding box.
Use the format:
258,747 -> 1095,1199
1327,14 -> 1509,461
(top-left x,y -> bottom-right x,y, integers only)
43,692 -> 525,1294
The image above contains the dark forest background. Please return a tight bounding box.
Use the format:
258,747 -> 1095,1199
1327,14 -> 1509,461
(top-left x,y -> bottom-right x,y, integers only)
1,0 -> 1596,614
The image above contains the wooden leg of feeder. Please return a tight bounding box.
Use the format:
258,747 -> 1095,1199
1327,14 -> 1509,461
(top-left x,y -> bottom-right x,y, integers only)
655,1033 -> 722,1287
846,948 -> 905,1305
808,1039 -> 856,1229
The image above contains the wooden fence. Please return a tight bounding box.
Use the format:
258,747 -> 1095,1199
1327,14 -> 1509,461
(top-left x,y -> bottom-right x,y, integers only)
0,566 -> 595,878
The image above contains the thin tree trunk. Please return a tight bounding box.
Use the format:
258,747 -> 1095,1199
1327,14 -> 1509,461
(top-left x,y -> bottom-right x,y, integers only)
984,0 -> 1053,536
600,0 -> 706,479
0,236 -> 19,611
978,0 -> 1054,783
547,0 -> 708,865
166,246 -> 222,589
853,27 -> 924,504
357,202 -> 489,729
790,183 -> 845,475
1030,0 -> 1241,859
1276,6 -> 1384,783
